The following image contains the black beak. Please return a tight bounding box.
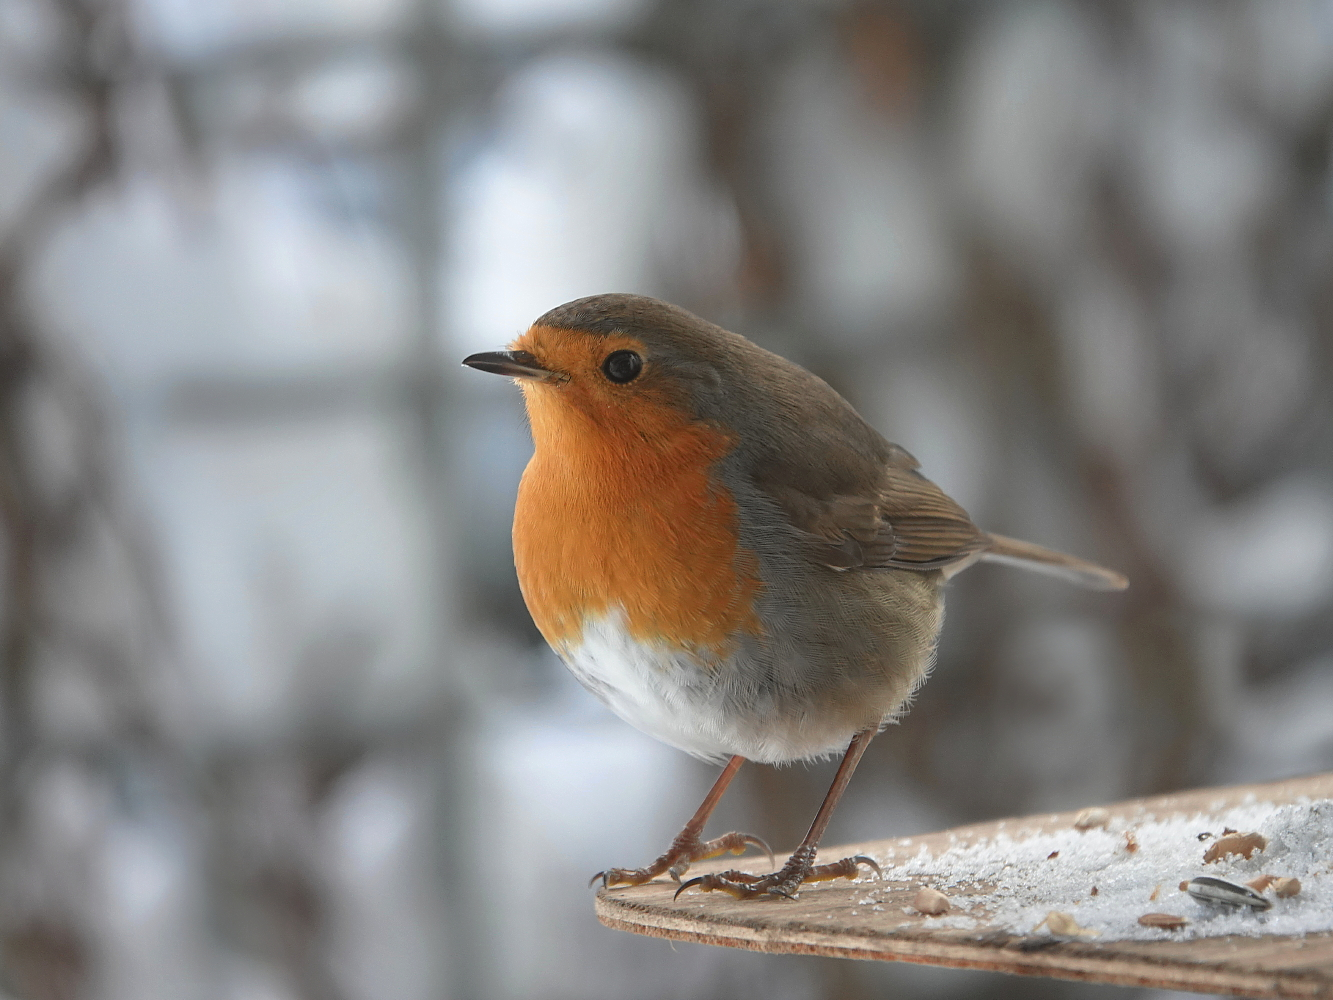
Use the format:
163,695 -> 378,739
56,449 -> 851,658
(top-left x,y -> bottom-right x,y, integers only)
461,350 -> 555,381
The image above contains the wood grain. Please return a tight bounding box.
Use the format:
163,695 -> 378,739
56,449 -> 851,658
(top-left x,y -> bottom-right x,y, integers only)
595,773 -> 1333,998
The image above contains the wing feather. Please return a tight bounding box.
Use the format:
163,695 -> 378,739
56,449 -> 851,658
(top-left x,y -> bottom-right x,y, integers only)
762,462 -> 988,574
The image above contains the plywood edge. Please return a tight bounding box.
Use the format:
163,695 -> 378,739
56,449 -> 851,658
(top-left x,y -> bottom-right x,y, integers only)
594,773 -> 1333,998
595,894 -> 1325,998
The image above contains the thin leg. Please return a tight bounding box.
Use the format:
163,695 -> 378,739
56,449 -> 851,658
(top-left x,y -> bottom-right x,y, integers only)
676,730 -> 881,900
593,755 -> 773,888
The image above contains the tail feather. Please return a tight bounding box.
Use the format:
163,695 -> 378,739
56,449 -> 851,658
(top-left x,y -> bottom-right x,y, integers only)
981,533 -> 1128,591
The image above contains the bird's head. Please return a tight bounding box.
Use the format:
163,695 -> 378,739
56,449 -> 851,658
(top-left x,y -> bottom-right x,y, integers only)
462,294 -> 735,456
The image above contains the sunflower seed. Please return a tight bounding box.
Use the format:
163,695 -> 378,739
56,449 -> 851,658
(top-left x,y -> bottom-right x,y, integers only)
1186,876 -> 1272,911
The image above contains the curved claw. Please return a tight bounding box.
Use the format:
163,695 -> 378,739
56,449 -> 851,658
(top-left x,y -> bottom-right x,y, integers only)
674,876 -> 708,901
589,871 -> 608,889
742,834 -> 776,868
852,855 -> 882,878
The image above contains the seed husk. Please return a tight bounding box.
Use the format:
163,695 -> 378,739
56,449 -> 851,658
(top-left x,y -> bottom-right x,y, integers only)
1041,911 -> 1100,937
1202,832 -> 1267,863
1273,878 -> 1301,899
1138,912 -> 1188,930
1073,808 -> 1110,831
912,887 -> 951,916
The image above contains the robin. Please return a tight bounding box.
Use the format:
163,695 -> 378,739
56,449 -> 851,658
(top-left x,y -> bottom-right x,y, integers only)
463,293 -> 1127,900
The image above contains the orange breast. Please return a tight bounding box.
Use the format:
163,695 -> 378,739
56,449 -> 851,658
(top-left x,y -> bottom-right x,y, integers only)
513,388 -> 763,660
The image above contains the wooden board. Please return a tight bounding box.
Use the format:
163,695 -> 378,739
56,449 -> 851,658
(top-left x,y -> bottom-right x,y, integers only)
595,773 -> 1333,998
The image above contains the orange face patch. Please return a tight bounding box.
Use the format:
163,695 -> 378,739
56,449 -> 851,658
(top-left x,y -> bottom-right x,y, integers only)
510,325 -> 763,660
509,325 -> 685,442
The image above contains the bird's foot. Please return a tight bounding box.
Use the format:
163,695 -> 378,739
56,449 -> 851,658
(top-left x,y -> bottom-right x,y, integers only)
674,844 -> 880,901
592,829 -> 773,888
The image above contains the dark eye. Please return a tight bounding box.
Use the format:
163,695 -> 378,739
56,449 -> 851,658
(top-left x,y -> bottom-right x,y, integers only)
601,350 -> 642,384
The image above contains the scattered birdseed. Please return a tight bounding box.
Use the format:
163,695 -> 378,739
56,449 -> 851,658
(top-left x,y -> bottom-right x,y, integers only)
1041,911 -> 1099,937
1274,878 -> 1302,899
1203,831 -> 1267,863
862,798 -> 1331,942
1074,808 -> 1111,831
1138,912 -> 1188,930
912,887 -> 951,916
1186,876 -> 1272,911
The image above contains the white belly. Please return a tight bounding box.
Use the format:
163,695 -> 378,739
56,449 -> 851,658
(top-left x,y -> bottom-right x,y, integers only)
556,608 -> 864,763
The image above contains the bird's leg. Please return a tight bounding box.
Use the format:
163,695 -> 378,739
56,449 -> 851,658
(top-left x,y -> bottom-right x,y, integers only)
593,755 -> 773,888
676,729 -> 881,901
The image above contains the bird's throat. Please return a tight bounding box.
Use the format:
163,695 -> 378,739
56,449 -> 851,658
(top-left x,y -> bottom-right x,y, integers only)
512,397 -> 763,662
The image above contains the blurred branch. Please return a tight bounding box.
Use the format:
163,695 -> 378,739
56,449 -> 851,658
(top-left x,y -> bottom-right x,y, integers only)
0,0 -> 131,993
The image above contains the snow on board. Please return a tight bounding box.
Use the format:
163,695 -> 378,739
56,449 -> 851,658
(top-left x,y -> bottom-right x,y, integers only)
597,773 -> 1333,997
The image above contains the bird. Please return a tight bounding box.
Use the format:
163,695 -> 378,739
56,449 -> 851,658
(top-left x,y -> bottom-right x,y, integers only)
463,293 -> 1127,900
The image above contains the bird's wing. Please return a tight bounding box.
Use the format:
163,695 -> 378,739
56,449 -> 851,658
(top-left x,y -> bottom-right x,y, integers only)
759,447 -> 990,574
870,465 -> 991,570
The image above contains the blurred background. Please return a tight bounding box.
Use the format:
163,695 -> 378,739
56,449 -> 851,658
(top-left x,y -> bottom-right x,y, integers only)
2,0 -> 1332,998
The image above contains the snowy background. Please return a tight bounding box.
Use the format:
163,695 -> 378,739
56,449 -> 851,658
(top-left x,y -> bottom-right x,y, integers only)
2,1 -> 1333,999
